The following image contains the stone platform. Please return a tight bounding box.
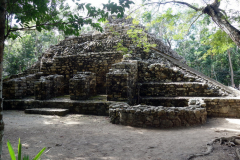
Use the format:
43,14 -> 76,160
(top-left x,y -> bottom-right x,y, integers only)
3,95 -> 121,116
141,96 -> 240,118
109,97 -> 240,128
4,95 -> 240,118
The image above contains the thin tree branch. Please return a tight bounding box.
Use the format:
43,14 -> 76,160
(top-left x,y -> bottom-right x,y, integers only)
152,3 -> 161,16
9,21 -> 68,32
186,13 -> 204,35
128,1 -> 202,16
8,15 -> 93,33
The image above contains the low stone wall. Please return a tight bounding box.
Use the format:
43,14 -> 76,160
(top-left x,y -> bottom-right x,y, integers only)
109,101 -> 207,128
3,72 -> 44,99
3,99 -> 111,116
204,98 -> 240,118
34,74 -> 64,100
3,77 -> 27,99
140,97 -> 240,119
69,72 -> 96,100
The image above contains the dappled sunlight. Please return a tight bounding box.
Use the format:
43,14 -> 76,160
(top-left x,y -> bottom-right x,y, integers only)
226,118 -> 240,125
42,116 -> 87,125
211,128 -> 240,133
126,126 -> 134,129
62,121 -> 85,125
209,118 -> 240,133
64,156 -> 120,160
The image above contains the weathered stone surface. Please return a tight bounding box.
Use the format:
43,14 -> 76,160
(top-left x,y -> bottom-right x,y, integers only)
204,97 -> 240,118
109,102 -> 207,128
3,16 -> 240,129
4,97 -> 111,116
69,72 -> 96,100
34,74 -> 64,100
106,60 -> 138,103
140,82 -> 222,97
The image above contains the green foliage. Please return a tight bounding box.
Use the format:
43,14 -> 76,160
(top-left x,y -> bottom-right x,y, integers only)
131,0 -> 240,86
7,140 -> 16,160
127,26 -> 157,52
5,0 -> 134,39
7,138 -> 46,160
176,27 -> 240,86
201,29 -> 235,59
142,7 -> 201,45
115,40 -> 129,54
4,29 -> 64,76
113,18 -> 156,54
3,0 -> 134,76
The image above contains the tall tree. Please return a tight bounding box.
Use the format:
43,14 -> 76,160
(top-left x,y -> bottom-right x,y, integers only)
0,0 -> 134,158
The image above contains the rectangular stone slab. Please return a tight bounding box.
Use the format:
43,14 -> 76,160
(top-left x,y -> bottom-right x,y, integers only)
25,108 -> 69,116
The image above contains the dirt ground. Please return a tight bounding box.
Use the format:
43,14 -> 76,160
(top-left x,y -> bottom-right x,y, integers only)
2,110 -> 240,160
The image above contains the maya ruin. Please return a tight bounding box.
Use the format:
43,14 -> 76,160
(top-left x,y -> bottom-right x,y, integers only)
3,16 -> 240,129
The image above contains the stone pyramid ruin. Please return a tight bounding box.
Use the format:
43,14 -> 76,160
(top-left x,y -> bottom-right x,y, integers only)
3,16 -> 240,128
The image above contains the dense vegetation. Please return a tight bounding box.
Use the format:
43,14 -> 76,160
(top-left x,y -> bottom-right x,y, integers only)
3,0 -> 240,88
130,0 -> 240,87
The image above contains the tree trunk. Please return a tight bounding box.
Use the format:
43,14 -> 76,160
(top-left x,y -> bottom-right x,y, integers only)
0,0 -> 5,159
227,49 -> 235,87
203,3 -> 240,48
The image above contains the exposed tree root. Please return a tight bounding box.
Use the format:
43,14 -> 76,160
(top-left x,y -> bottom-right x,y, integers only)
187,136 -> 240,160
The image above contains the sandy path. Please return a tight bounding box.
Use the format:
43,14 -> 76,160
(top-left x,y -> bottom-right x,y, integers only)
2,110 -> 240,160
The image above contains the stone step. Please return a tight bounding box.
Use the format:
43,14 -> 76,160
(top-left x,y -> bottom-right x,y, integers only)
140,96 -> 191,107
25,108 -> 69,116
138,82 -> 221,97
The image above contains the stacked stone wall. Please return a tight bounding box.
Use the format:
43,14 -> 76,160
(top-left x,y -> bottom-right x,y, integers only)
109,101 -> 207,128
3,72 -> 44,99
204,98 -> 240,118
138,61 -> 196,83
106,60 -> 138,103
137,60 -> 227,97
3,77 -> 27,99
3,99 -> 111,116
41,52 -> 122,93
106,71 -> 129,101
69,72 -> 96,100
34,75 -> 64,100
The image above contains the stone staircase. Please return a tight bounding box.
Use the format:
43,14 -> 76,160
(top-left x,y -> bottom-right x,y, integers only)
106,48 -> 240,106
107,47 -> 240,128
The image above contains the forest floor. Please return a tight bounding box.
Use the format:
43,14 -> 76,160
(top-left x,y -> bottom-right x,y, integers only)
2,110 -> 240,160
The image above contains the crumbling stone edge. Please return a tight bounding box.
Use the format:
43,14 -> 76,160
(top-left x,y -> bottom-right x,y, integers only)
109,98 -> 207,128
